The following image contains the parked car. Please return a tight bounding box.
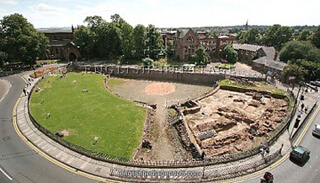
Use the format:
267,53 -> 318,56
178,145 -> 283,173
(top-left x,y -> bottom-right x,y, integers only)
290,145 -> 310,163
312,124 -> 320,137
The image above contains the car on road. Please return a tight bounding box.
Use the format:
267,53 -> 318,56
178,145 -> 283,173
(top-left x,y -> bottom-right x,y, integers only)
312,124 -> 320,137
290,145 -> 310,163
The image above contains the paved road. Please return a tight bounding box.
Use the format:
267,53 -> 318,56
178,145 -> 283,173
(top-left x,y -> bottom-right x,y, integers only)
243,93 -> 320,183
0,75 -> 97,183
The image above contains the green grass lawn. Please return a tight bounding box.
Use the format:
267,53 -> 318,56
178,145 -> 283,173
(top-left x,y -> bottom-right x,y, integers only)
30,73 -> 146,160
217,64 -> 235,69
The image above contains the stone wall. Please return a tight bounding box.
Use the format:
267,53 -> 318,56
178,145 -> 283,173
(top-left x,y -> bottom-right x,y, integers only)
104,67 -> 225,85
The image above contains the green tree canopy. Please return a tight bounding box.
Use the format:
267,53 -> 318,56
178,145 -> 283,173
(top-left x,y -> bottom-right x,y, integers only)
236,28 -> 260,44
311,25 -> 320,48
145,24 -> 163,60
0,13 -> 49,65
260,24 -> 292,50
133,24 -> 146,60
191,47 -> 209,65
282,63 -> 307,82
279,40 -> 320,62
74,25 -> 96,59
297,29 -> 312,41
222,45 -> 238,64
296,59 -> 320,81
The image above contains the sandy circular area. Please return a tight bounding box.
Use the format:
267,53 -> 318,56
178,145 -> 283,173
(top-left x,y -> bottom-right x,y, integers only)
145,82 -> 176,95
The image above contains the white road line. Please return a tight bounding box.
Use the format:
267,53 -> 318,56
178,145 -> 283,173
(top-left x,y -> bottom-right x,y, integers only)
0,167 -> 13,181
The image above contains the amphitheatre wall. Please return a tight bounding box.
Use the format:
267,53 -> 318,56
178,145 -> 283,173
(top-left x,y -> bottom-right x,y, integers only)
76,65 -> 266,85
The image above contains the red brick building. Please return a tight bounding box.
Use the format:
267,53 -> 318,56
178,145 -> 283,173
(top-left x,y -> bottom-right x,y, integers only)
39,29 -> 81,61
173,29 -> 200,61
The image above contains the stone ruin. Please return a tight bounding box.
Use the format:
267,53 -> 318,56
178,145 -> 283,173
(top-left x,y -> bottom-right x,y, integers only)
174,88 -> 289,158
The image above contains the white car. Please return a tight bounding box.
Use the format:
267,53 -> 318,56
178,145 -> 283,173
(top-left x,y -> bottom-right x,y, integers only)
312,124 -> 320,137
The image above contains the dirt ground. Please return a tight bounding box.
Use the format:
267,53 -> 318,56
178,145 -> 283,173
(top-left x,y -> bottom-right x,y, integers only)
108,78 -> 212,161
183,89 -> 289,157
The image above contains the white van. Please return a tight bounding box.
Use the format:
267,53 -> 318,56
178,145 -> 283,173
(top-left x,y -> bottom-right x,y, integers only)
312,124 -> 320,137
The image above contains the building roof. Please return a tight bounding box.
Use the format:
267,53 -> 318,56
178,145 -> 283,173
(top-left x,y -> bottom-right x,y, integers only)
233,43 -> 262,52
177,29 -> 191,39
38,29 -> 73,34
261,46 -> 278,61
218,35 -> 229,39
49,40 -> 72,47
253,56 -> 287,71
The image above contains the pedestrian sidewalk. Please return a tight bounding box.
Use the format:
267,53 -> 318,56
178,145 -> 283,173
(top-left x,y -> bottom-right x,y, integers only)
14,72 -> 312,182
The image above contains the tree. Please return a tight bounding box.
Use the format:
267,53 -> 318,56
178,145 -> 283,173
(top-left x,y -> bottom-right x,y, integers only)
110,14 -> 134,61
0,13 -> 49,65
279,40 -> 320,62
0,51 -> 7,67
282,63 -> 307,82
222,45 -> 238,64
133,24 -> 146,60
260,24 -> 292,50
236,31 -> 246,44
311,25 -> 320,48
96,22 -> 122,59
296,59 -> 320,81
37,32 -> 50,59
245,28 -> 260,44
297,29 -> 312,41
84,15 -> 105,30
142,57 -> 154,66
191,47 -> 209,65
74,25 -> 96,59
145,24 -> 163,60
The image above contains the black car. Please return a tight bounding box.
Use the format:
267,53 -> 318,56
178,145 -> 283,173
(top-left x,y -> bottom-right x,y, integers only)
290,145 -> 310,163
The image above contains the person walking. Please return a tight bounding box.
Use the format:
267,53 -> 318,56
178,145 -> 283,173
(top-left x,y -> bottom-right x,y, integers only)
23,88 -> 27,96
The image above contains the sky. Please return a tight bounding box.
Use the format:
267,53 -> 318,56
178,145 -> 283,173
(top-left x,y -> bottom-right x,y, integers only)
0,0 -> 319,29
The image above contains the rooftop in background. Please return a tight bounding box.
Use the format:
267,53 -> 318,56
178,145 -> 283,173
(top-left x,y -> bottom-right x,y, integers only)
233,43 -> 262,52
37,29 -> 73,34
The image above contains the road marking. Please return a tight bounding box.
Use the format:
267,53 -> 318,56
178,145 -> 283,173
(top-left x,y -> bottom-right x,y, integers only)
0,167 -> 13,181
294,104 -> 320,146
229,104 -> 320,182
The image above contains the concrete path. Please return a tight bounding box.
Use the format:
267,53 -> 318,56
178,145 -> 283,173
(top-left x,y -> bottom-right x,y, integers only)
13,71 -> 316,182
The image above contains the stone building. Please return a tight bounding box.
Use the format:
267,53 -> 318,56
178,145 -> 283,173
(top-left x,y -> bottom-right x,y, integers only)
39,28 -> 81,61
216,35 -> 236,58
173,29 -> 200,61
233,43 -> 287,76
198,32 -> 219,59
173,29 -> 229,62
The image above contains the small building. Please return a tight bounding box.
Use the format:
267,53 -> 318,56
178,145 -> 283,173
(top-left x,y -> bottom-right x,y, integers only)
233,43 -> 287,77
232,43 -> 262,63
38,29 -> 81,61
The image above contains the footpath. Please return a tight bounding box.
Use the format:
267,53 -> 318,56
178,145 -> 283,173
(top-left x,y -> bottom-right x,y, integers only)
13,71 -> 318,183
